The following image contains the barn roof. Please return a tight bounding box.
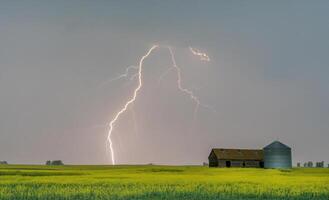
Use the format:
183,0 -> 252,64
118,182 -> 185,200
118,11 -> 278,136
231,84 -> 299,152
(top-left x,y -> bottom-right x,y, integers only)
210,149 -> 264,161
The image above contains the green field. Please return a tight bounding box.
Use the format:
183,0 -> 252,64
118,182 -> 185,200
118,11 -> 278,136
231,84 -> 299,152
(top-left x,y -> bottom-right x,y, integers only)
0,165 -> 328,200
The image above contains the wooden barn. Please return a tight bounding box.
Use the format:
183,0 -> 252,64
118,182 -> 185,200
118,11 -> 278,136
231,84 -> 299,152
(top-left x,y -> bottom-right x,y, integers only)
208,148 -> 264,168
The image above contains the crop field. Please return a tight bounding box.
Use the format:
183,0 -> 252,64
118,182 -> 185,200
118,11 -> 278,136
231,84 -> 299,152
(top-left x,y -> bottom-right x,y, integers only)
0,165 -> 328,200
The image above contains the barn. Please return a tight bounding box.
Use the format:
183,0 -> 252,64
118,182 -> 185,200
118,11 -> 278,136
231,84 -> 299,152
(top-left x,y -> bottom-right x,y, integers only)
208,141 -> 292,168
208,149 -> 264,168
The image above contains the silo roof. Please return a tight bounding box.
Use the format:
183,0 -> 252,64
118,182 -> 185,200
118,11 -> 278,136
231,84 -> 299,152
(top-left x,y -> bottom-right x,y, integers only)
264,141 -> 291,150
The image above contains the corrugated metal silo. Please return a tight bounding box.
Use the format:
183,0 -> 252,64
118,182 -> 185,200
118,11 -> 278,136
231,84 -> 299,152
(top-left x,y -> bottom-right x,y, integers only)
263,141 -> 292,169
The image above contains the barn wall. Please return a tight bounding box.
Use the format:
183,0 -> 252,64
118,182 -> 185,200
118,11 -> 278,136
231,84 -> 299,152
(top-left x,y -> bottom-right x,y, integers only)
245,161 -> 261,168
209,159 -> 218,167
231,161 -> 243,167
216,160 -> 263,168
217,160 -> 226,167
208,151 -> 218,167
217,160 -> 244,167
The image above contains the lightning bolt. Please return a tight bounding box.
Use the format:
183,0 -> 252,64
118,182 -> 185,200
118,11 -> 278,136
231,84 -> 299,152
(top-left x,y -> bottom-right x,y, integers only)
107,45 -> 158,165
189,47 -> 210,62
98,65 -> 138,88
106,45 -> 213,165
168,46 -> 210,120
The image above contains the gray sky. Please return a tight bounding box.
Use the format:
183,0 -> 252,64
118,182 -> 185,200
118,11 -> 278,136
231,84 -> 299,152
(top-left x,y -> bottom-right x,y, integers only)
0,0 -> 328,165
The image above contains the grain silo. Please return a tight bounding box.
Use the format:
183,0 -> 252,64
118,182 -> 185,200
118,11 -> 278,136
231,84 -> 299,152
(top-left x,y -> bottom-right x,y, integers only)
263,141 -> 292,169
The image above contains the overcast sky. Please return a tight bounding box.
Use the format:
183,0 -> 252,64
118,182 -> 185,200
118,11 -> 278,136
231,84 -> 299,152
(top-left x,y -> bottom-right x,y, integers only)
0,0 -> 328,165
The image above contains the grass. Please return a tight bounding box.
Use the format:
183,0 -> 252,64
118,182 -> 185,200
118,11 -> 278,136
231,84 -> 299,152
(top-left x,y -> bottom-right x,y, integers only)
0,165 -> 328,199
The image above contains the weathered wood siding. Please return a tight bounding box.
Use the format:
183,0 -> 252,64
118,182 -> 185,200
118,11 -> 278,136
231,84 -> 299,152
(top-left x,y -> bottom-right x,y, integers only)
213,160 -> 263,168
245,161 -> 261,168
208,151 -> 218,167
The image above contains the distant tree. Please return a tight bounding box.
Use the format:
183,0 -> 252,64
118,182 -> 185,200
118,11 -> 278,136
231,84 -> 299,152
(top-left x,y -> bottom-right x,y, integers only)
297,163 -> 301,167
46,160 -> 51,165
0,161 -> 8,165
307,161 -> 313,168
51,160 -> 64,165
316,161 -> 324,168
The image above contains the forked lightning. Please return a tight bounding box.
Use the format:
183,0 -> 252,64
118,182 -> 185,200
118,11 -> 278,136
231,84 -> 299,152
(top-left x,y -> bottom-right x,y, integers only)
107,45 -> 211,164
